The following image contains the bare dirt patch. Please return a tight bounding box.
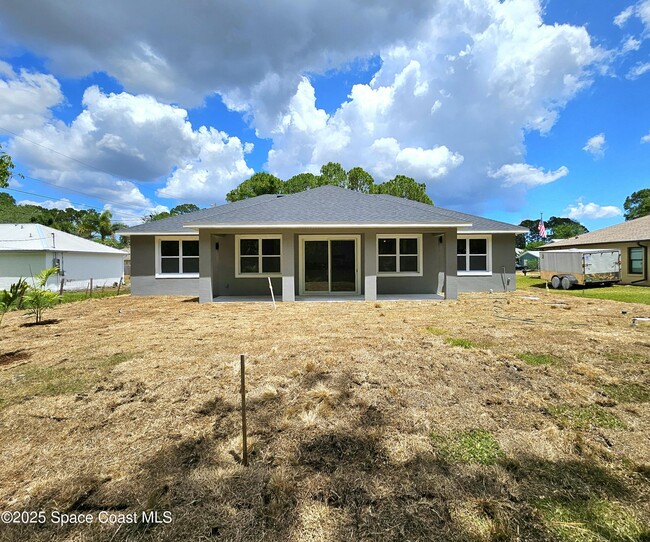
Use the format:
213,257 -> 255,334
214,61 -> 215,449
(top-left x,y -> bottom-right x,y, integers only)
0,292 -> 648,541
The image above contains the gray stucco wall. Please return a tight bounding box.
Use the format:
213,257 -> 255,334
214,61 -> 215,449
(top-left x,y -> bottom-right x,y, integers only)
376,232 -> 444,295
457,234 -> 517,293
210,230 -> 449,297
130,230 -> 517,298
130,236 -> 199,296
212,234 -> 283,297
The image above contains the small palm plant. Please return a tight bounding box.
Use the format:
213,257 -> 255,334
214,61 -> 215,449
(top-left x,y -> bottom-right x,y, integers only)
0,278 -> 27,326
24,267 -> 60,324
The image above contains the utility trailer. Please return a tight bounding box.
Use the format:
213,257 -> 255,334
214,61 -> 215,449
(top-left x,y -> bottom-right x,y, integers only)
540,249 -> 621,290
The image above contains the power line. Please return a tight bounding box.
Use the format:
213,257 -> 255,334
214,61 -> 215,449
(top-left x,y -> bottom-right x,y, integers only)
19,173 -> 154,214
0,125 -> 121,178
1,187 -> 143,223
0,126 -> 181,222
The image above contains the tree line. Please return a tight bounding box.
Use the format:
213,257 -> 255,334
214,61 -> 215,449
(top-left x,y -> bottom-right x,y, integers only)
2,144 -> 649,247
224,162 -> 433,205
0,192 -> 128,247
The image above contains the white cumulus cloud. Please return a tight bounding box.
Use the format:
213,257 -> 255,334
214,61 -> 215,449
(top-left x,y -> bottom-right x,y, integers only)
8,85 -> 255,207
0,0 -> 607,212
641,131 -> 650,143
157,127 -> 254,201
566,201 -> 623,220
582,133 -> 606,157
17,197 -> 78,210
265,0 -> 602,209
0,61 -> 63,131
488,163 -> 569,188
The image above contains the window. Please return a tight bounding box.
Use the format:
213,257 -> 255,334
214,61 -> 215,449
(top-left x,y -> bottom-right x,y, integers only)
237,236 -> 282,276
629,247 -> 643,275
377,235 -> 421,275
157,237 -> 199,276
457,236 -> 491,274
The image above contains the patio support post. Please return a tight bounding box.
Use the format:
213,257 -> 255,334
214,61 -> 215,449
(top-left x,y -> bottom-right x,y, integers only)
444,230 -> 458,300
282,232 -> 295,302
364,232 -> 377,301
198,229 -> 213,303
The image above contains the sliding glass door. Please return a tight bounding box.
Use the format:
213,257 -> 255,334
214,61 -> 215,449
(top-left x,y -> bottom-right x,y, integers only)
301,236 -> 359,294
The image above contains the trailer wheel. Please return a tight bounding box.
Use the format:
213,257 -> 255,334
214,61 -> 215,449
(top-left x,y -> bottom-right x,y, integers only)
561,277 -> 573,290
551,276 -> 561,289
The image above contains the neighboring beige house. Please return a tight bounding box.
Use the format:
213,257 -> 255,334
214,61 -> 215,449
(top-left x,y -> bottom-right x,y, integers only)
540,215 -> 649,285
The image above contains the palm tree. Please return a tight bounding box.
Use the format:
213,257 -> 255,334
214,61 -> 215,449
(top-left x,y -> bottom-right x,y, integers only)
77,211 -> 99,239
97,210 -> 114,241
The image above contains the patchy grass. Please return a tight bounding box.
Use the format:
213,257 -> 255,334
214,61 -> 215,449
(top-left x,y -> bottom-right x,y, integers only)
601,383 -> 650,403
605,351 -> 649,364
59,285 -> 130,304
535,498 -> 649,542
517,274 -> 650,305
431,429 -> 504,465
20,366 -> 89,397
0,294 -> 648,541
548,404 -> 626,430
424,326 -> 447,335
445,337 -> 475,349
516,351 -> 561,366
0,351 -> 136,410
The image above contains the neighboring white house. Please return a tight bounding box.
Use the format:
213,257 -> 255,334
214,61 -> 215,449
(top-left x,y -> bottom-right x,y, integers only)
0,223 -> 126,291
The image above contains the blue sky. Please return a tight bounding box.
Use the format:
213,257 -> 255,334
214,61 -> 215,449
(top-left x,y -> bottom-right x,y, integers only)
0,0 -> 648,230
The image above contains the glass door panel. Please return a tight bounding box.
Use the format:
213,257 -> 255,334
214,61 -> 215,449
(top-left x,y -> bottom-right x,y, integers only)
330,240 -> 356,292
304,240 -> 329,292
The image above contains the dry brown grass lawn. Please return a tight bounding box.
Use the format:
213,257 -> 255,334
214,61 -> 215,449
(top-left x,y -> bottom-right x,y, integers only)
0,292 -> 648,541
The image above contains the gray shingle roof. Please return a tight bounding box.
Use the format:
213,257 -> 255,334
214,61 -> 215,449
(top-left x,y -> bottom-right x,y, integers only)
118,194 -> 279,234
120,185 -> 526,234
369,193 -> 527,233
541,214 -> 650,248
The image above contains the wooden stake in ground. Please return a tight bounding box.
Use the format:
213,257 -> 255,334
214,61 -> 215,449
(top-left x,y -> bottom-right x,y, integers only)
116,277 -> 123,296
240,353 -> 248,467
59,278 -> 64,296
268,277 -> 276,310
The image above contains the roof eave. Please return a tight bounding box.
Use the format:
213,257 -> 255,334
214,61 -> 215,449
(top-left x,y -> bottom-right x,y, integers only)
458,229 -> 529,234
118,230 -> 193,236
183,222 -> 473,229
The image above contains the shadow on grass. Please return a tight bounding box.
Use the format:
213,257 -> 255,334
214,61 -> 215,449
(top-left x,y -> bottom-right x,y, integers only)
3,393 -> 648,541
20,319 -> 61,327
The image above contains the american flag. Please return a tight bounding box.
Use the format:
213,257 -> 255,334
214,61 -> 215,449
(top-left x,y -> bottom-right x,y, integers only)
538,219 -> 547,239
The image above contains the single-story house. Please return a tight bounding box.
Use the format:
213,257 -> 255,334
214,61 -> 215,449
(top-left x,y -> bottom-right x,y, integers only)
120,185 -> 527,302
0,223 -> 126,291
539,214 -> 649,286
518,250 -> 540,269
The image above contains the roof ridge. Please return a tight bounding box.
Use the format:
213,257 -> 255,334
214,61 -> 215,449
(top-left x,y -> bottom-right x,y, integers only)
183,188 -> 331,225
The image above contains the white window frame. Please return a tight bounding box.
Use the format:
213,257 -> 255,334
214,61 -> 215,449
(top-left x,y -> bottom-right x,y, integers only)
235,235 -> 283,278
628,247 -> 644,275
457,234 -> 492,276
155,236 -> 200,278
376,234 -> 423,277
